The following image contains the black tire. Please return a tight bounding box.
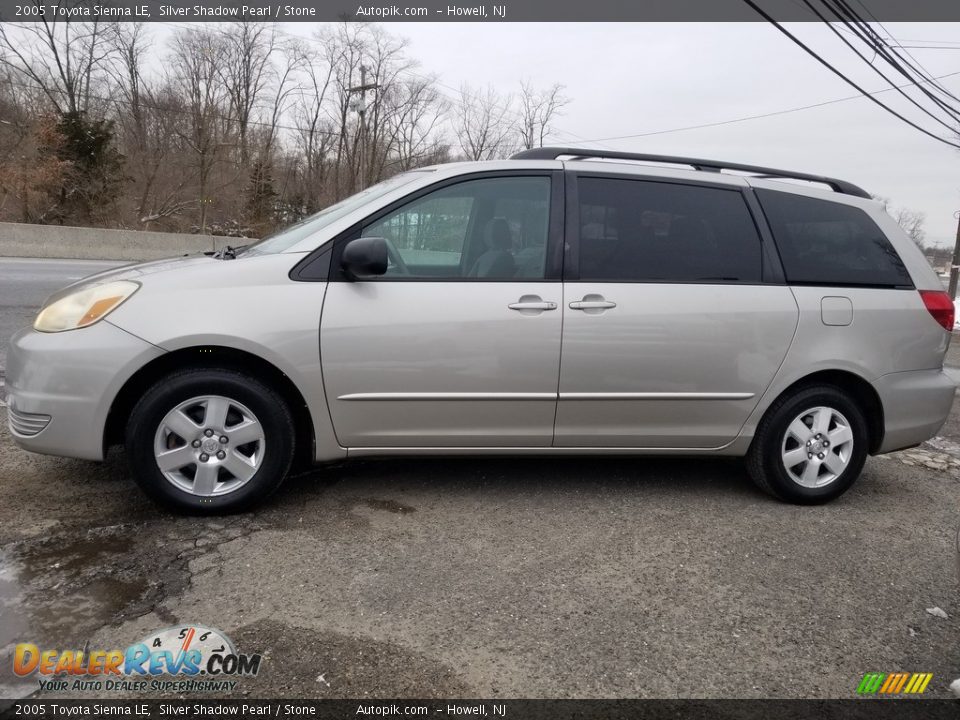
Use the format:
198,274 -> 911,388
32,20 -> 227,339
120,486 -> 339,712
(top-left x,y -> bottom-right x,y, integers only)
746,384 -> 869,504
126,368 -> 295,514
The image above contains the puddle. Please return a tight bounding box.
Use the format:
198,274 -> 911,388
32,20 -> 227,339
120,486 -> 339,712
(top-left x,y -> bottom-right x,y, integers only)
0,549 -> 28,649
0,549 -> 41,699
5,526 -> 148,646
0,519 -> 264,698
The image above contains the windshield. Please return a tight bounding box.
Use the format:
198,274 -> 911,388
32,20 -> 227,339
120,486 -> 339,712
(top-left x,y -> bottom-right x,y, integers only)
241,170 -> 431,256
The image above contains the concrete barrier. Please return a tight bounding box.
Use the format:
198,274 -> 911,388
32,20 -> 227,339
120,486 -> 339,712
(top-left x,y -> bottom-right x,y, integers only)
0,222 -> 251,261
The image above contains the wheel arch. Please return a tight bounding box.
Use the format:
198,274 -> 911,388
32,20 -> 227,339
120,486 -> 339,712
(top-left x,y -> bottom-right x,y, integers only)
104,345 -> 316,468
754,369 -> 884,454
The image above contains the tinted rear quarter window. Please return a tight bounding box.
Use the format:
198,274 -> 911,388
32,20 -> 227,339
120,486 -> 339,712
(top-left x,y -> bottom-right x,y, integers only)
577,177 -> 762,283
756,189 -> 912,287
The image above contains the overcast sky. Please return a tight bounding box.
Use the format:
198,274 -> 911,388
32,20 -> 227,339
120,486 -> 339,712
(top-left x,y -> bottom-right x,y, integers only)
267,21 -> 960,247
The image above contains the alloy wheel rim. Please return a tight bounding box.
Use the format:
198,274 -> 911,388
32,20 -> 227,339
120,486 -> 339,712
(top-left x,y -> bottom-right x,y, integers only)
780,405 -> 854,488
153,395 -> 265,497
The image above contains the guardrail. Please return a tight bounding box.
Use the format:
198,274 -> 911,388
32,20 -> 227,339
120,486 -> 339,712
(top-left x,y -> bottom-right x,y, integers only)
0,222 -> 249,261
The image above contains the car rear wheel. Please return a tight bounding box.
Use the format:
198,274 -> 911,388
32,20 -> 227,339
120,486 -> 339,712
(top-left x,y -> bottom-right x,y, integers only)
746,384 -> 869,504
126,368 -> 295,514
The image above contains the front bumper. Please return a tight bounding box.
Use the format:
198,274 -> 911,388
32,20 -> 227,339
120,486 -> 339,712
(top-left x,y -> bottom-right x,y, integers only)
5,321 -> 164,460
873,368 -> 956,454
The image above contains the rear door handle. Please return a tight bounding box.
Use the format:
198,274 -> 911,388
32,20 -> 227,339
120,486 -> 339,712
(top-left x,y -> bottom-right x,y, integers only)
569,300 -> 616,310
508,295 -> 557,314
569,294 -> 616,312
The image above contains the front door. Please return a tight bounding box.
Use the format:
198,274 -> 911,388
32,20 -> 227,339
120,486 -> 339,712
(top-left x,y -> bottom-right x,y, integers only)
555,174 -> 798,448
321,173 -> 564,447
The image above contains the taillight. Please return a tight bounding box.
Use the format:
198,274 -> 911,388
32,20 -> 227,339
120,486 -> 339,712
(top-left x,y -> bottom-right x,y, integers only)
919,290 -> 955,331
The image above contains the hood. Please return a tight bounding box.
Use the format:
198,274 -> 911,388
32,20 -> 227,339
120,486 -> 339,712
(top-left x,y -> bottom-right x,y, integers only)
45,254 -> 218,307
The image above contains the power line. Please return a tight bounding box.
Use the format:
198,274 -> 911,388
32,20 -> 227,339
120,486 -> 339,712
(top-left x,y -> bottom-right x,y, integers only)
741,0 -> 960,150
889,40 -> 960,47
849,0 -> 959,101
566,69 -> 960,144
801,0 -> 960,130
828,0 -> 960,107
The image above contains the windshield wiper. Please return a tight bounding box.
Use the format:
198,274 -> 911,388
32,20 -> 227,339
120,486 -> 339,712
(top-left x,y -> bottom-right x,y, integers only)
212,244 -> 247,260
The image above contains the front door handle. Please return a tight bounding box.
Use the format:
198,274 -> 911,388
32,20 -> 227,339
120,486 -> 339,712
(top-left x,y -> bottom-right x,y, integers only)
508,295 -> 557,315
569,294 -> 617,313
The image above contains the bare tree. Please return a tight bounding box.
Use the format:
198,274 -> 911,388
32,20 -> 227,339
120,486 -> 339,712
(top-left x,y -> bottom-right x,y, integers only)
385,76 -> 449,171
0,115 -> 70,222
893,207 -> 926,246
109,24 -> 178,226
453,83 -> 517,161
875,196 -> 927,247
319,23 -> 366,198
294,43 -> 336,212
0,19 -> 573,236
517,81 -> 568,150
218,22 -> 277,166
0,7 -> 115,116
169,29 -> 231,234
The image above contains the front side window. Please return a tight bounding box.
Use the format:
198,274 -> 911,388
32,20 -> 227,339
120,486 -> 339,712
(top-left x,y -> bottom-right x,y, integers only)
577,177 -> 763,283
360,176 -> 551,279
756,189 -> 912,287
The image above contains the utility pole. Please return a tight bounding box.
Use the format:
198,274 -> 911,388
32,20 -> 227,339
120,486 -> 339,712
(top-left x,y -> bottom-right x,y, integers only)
348,65 -> 380,191
950,210 -> 960,300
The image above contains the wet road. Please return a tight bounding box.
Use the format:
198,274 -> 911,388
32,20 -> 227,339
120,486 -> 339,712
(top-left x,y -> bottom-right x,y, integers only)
0,258 -> 957,700
0,258 -> 125,373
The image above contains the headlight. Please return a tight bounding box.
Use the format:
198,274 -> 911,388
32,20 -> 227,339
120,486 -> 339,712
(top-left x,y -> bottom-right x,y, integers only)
34,280 -> 140,333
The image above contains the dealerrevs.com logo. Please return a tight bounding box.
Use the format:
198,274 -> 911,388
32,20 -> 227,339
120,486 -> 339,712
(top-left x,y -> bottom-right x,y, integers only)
13,625 -> 262,693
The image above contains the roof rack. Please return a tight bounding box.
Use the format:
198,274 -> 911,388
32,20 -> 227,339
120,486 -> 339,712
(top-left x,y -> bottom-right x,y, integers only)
510,147 -> 871,199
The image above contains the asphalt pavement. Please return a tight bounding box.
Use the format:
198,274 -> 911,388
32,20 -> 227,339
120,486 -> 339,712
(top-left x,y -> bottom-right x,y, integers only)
0,258 -> 957,700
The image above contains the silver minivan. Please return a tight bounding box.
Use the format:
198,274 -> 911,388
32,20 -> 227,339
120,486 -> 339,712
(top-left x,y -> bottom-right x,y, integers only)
6,148 -> 956,513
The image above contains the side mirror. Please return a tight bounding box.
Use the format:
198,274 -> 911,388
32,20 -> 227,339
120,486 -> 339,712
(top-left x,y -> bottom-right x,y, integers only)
341,237 -> 388,280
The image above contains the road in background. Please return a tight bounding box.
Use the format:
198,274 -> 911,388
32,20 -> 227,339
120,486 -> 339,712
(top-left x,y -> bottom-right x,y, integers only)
0,258 -> 125,373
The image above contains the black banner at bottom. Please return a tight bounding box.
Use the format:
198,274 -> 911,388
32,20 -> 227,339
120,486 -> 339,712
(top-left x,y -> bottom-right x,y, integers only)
1,699 -> 958,720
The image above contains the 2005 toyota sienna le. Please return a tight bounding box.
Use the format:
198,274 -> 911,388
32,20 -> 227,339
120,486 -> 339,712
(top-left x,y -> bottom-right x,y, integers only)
6,148 -> 956,513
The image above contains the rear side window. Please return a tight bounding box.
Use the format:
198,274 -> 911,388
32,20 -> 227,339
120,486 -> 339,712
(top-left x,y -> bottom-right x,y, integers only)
577,177 -> 762,283
756,189 -> 912,288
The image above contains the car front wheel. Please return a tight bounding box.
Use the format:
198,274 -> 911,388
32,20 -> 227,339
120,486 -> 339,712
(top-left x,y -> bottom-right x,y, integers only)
126,368 -> 295,514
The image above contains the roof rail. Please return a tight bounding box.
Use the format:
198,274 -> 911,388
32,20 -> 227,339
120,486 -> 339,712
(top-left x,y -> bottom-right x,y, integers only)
510,147 -> 871,199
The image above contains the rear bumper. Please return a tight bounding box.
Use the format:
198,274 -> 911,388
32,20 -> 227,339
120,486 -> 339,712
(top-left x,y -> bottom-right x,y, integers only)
5,321 -> 163,460
873,369 -> 956,454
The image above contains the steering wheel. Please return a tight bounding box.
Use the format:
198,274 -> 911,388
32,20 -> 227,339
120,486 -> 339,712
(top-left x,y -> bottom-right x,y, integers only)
383,237 -> 411,276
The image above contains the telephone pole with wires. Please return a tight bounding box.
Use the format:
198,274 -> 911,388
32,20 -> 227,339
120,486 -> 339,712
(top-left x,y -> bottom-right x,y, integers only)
949,210 -> 960,301
348,65 -> 380,192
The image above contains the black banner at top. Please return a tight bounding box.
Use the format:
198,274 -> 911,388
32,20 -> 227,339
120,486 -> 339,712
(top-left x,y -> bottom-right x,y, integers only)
2,0 -> 960,23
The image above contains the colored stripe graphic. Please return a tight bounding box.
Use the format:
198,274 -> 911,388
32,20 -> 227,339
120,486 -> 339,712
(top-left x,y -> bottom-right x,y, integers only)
911,673 -> 933,694
857,672 -> 932,694
857,673 -> 886,694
